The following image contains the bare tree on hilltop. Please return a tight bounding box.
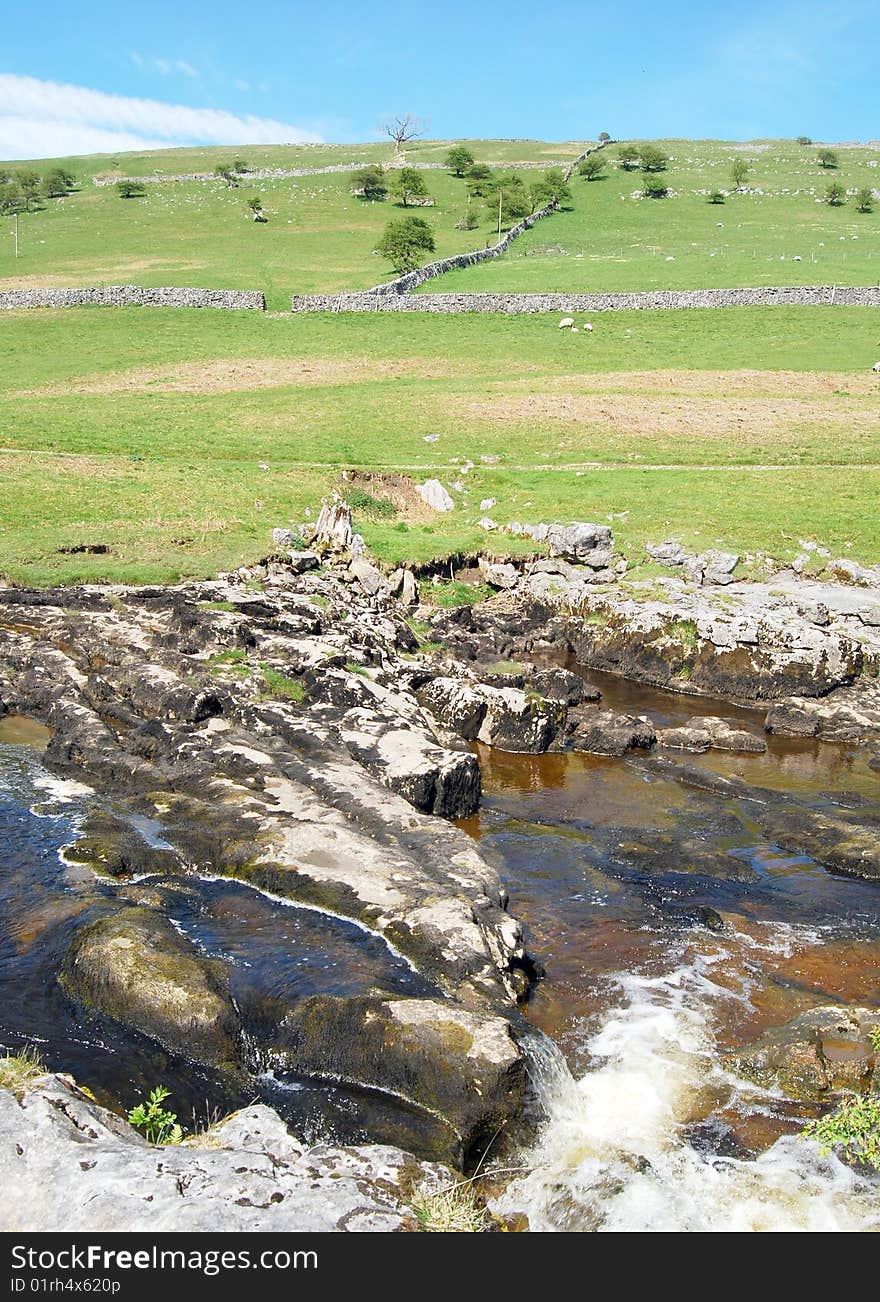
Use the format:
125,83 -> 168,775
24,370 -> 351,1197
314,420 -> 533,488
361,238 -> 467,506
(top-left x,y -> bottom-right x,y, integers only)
383,113 -> 427,155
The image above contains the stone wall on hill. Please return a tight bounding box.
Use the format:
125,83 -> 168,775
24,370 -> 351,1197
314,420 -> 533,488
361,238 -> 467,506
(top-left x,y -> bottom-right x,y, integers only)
0,286 -> 266,311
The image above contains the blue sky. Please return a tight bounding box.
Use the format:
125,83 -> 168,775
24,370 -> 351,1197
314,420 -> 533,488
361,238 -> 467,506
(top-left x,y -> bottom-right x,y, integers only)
1,1 -> 877,158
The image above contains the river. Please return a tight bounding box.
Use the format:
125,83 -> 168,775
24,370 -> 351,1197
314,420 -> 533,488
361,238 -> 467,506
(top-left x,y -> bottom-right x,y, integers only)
1,660 -> 879,1231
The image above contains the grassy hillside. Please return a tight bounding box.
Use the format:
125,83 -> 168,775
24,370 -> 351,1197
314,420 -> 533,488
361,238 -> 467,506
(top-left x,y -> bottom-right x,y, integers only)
0,139 -> 591,307
427,140 -> 880,292
1,304 -> 878,586
5,138 -> 880,309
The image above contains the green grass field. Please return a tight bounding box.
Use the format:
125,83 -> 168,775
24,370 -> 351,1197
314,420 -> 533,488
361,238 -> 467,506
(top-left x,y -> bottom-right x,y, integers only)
427,140 -> 880,293
2,303 -> 879,587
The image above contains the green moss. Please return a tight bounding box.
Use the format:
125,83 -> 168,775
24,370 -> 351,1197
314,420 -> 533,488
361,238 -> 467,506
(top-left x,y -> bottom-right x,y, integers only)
668,618 -> 699,648
428,581 -> 493,608
200,600 -> 237,613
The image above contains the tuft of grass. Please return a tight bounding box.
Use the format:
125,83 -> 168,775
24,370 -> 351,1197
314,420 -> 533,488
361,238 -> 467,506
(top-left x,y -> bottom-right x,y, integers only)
208,648 -> 247,665
344,661 -> 371,677
260,664 -> 305,702
410,1181 -> 490,1233
199,600 -> 238,612
428,580 -> 494,608
668,618 -> 699,648
344,487 -> 397,520
488,659 -> 528,676
0,1045 -> 46,1092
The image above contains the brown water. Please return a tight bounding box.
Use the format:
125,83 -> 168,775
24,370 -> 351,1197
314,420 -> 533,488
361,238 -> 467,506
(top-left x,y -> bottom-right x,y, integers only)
461,667 -> 880,1230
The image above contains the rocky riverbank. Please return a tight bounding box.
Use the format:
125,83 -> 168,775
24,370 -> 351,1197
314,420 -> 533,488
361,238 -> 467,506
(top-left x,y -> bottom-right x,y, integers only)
2,512 -> 879,1227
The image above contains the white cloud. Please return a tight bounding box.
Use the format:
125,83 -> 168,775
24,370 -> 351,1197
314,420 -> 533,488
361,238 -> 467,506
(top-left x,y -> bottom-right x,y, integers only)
0,73 -> 322,159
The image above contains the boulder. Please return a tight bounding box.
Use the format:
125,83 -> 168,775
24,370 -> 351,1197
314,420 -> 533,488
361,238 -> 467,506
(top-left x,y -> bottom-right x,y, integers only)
418,677 -> 487,740
702,549 -> 740,585
61,907 -> 240,1070
349,558 -> 384,596
61,809 -> 183,879
479,560 -> 518,590
273,994 -> 525,1164
647,541 -> 688,566
727,1006 -> 880,1100
476,686 -> 563,753
416,479 -> 455,512
655,716 -> 766,754
565,706 -> 656,757
547,522 -> 613,566
528,667 -> 597,706
312,500 -> 354,550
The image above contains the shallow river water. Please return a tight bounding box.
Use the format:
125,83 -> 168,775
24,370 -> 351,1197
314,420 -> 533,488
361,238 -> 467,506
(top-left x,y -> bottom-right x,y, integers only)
1,664 -> 879,1231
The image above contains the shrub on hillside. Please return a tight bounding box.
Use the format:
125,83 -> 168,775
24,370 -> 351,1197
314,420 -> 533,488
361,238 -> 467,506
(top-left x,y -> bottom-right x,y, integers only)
466,162 -> 494,196
638,145 -> 668,173
731,159 -> 749,190
817,148 -> 838,168
376,215 -> 436,272
855,187 -> 874,213
578,155 -> 605,181
796,135 -> 812,145
643,176 -> 669,198
352,164 -> 388,201
529,168 -> 572,210
708,189 -> 725,204
617,144 -> 639,171
116,179 -> 146,199
825,181 -> 846,205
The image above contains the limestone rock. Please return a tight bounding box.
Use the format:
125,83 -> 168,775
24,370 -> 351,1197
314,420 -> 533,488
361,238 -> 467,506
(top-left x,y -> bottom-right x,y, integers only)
349,557 -> 384,596
565,706 -> 656,757
0,1075 -> 451,1232
476,686 -> 563,753
479,560 -> 518,590
416,479 -> 455,512
656,716 -> 766,754
728,1006 -> 880,1101
61,907 -> 240,1070
273,994 -> 525,1164
547,522 -> 613,566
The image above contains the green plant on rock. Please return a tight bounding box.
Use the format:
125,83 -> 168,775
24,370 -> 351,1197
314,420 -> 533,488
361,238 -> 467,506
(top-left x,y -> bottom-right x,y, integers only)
801,1092 -> 880,1171
0,1045 -> 46,1091
411,1180 -> 490,1232
127,1085 -> 184,1145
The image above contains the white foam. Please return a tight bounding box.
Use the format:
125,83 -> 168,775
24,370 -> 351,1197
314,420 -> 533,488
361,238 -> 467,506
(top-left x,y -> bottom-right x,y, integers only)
498,939 -> 880,1232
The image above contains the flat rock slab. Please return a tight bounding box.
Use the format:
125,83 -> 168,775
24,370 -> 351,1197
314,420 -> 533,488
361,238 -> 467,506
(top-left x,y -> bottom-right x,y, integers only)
0,1076 -> 450,1232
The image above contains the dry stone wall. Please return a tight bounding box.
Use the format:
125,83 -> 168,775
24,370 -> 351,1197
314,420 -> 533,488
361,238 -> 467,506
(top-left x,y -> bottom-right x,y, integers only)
365,141 -> 611,295
291,286 -> 880,313
0,286 -> 266,311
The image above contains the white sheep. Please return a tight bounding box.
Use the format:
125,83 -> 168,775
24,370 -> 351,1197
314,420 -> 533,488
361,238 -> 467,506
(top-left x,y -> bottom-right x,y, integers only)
558,317 -> 575,329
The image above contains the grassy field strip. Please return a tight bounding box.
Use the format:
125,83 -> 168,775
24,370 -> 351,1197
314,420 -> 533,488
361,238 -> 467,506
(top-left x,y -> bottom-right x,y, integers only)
2,303 -> 878,584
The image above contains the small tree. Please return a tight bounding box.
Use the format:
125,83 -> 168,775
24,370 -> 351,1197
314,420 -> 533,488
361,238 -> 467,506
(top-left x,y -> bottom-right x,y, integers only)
638,144 -> 668,173
247,196 -> 267,221
233,158 -> 250,174
825,180 -> 846,205
377,215 -> 435,272
578,155 -> 605,181
116,179 -> 146,198
390,167 -> 430,206
855,186 -> 875,213
215,164 -> 238,187
44,168 -> 72,198
445,145 -> 475,176
466,162 -> 494,197
455,208 -> 479,230
15,169 -> 41,211
383,114 -> 426,154
817,148 -> 838,168
617,144 -> 639,171
0,182 -> 23,214
643,177 -> 669,198
529,168 -> 572,211
708,189 -> 725,204
731,158 -> 749,190
598,131 -> 611,142
796,135 -> 812,145
483,172 -> 532,225
352,164 -> 387,201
